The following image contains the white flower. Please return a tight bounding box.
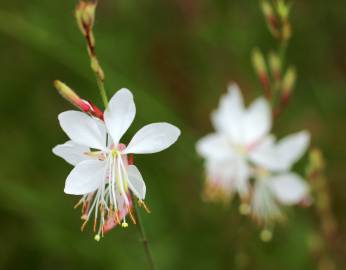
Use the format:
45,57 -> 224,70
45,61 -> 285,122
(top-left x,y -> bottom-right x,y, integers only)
251,131 -> 310,224
53,88 -> 181,236
196,83 -> 310,225
196,83 -> 272,200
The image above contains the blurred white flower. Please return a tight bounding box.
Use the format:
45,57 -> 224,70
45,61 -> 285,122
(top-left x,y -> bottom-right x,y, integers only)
196,83 -> 310,225
53,88 -> 181,237
251,131 -> 310,224
196,83 -> 272,200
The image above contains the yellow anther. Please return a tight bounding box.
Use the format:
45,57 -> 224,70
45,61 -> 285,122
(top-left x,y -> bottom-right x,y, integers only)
239,203 -> 251,216
260,229 -> 273,242
138,200 -> 151,214
127,207 -> 137,224
121,222 -> 128,228
81,219 -> 88,232
94,234 -> 101,242
111,149 -> 120,156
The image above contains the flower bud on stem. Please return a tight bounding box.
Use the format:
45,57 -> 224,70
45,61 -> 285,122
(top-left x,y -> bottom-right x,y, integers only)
53,80 -> 104,120
268,51 -> 281,82
281,66 -> 296,105
257,0 -> 296,117
261,1 -> 280,38
75,0 -> 108,108
54,80 -> 89,111
252,48 -> 272,100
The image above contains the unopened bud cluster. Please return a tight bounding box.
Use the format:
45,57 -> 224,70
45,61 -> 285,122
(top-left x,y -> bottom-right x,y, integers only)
252,0 -> 297,116
261,0 -> 292,42
75,1 -> 96,37
75,1 -> 105,82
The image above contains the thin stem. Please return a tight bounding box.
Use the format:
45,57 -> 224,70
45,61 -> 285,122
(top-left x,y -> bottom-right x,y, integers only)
278,40 -> 287,70
96,75 -> 108,108
76,3 -> 156,268
133,203 -> 157,270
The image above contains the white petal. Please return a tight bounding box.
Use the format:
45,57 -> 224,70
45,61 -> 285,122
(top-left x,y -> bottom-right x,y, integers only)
127,165 -> 146,200
211,83 -> 244,143
275,131 -> 310,168
58,111 -> 107,150
196,133 -> 234,161
234,157 -> 251,197
52,141 -> 90,166
249,135 -> 283,170
269,173 -> 309,205
64,160 -> 106,195
249,131 -> 310,171
124,123 -> 181,154
243,97 -> 272,145
104,88 -> 136,145
204,156 -> 250,198
205,158 -> 236,191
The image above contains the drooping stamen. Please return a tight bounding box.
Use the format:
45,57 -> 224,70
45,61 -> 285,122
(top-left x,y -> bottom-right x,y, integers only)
81,219 -> 88,232
74,145 -> 145,237
127,206 -> 137,224
138,200 -> 151,214
74,196 -> 85,209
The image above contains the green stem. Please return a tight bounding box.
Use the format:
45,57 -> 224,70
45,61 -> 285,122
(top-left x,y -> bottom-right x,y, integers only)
278,40 -> 287,69
133,203 -> 157,270
96,75 -> 108,108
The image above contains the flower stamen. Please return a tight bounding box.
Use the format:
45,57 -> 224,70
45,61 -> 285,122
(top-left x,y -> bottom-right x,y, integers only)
138,200 -> 151,214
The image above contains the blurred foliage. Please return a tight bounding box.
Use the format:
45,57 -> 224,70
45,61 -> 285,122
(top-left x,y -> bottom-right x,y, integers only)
0,0 -> 345,269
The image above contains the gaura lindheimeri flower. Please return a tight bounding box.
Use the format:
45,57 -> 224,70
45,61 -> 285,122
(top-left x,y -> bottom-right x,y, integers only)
196,83 -> 310,226
250,131 -> 310,224
196,83 -> 272,201
53,88 -> 181,239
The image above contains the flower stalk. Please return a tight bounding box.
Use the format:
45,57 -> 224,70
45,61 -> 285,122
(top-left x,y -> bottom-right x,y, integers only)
75,0 -> 108,108
73,1 -> 159,269
134,203 -> 157,270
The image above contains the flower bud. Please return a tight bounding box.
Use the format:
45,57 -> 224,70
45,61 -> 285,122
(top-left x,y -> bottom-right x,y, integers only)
260,229 -> 273,242
252,48 -> 267,78
277,0 -> 290,21
308,148 -> 325,173
75,1 -> 97,36
53,80 -> 104,120
261,1 -> 279,37
281,67 -> 296,104
53,80 -> 91,112
252,48 -> 271,99
268,52 -> 281,80
282,21 -> 292,42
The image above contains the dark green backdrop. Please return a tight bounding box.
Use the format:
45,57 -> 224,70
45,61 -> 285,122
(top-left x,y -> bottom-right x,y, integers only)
0,1 -> 345,269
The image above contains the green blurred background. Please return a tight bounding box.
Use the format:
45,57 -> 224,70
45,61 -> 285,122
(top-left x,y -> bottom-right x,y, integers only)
0,0 -> 345,269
